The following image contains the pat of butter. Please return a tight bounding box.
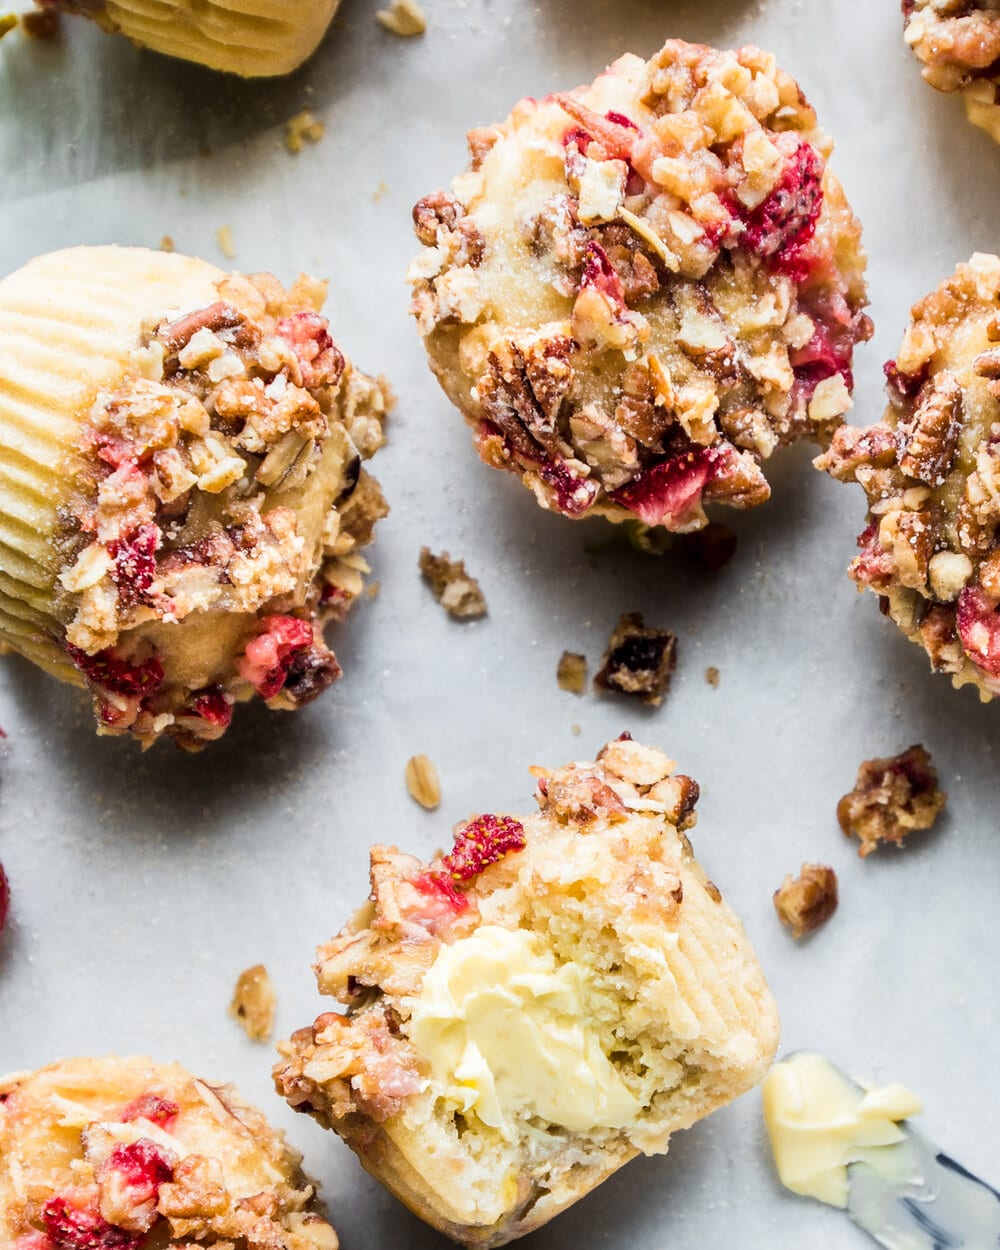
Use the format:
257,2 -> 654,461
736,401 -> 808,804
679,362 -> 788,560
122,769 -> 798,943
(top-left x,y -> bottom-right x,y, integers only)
763,1052 -> 923,1208
404,925 -> 641,1136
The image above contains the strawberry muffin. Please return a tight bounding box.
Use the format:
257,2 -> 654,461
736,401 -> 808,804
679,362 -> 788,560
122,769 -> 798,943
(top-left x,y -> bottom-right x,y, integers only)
275,736 -> 780,1247
903,1 -> 1000,143
817,254 -> 1000,700
0,246 -> 388,749
409,40 -> 870,533
0,1055 -> 338,1249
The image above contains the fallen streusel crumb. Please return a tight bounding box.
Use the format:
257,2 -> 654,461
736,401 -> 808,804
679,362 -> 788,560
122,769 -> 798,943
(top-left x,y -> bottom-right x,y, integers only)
230,964 -> 277,1042
376,0 -> 425,36
405,753 -> 441,810
159,235 -> 175,252
419,547 -> 487,618
705,666 -> 720,687
837,745 -> 946,858
557,650 -> 587,694
773,864 -> 838,938
285,109 -> 325,154
595,612 -> 676,705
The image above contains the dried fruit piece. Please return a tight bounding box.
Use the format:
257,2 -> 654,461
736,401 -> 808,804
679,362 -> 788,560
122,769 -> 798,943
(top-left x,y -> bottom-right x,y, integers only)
230,964 -> 277,1043
405,754 -> 441,810
773,864 -> 838,938
595,612 -> 677,706
444,814 -> 527,882
556,651 -> 587,694
41,1196 -> 141,1250
418,548 -> 487,619
119,1095 -> 178,1129
837,745 -> 946,858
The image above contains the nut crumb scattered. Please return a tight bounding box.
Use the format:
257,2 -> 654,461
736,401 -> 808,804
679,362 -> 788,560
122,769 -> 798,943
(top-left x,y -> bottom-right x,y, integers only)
705,666 -> 720,687
773,864 -> 838,938
595,612 -> 677,706
405,753 -> 441,809
376,0 -> 426,35
838,744 -> 946,858
373,181 -> 389,202
229,964 -> 276,1042
557,651 -> 587,695
366,580 -> 380,600
285,109 -> 325,154
0,14 -> 18,39
21,8 -> 58,37
215,225 -> 236,259
419,547 -> 487,619
571,723 -> 582,736
159,235 -> 174,253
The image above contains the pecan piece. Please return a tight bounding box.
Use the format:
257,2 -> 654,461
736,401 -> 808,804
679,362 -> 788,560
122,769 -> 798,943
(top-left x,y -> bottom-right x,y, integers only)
419,547 -> 487,619
476,336 -> 574,458
837,744 -> 947,858
813,422 -> 898,483
157,302 -> 257,356
773,864 -> 838,939
897,372 -> 961,486
595,611 -> 677,706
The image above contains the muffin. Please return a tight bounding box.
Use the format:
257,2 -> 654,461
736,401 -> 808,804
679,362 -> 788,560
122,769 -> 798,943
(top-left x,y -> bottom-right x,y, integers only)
0,245 -> 388,748
409,40 -> 870,532
274,736 -> 780,1247
903,1 -> 1000,143
0,1055 -> 338,1248
817,254 -> 1000,700
33,0 -> 339,77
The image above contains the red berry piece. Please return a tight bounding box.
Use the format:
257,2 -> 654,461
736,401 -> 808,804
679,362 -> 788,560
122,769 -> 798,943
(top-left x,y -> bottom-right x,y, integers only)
412,870 -> 470,914
66,647 -> 164,698
444,814 -> 527,883
107,525 -> 160,608
237,615 -> 315,699
611,446 -> 724,528
119,1094 -> 179,1130
41,1198 -> 141,1250
957,586 -> 1000,677
741,137 -> 824,268
276,312 -> 345,389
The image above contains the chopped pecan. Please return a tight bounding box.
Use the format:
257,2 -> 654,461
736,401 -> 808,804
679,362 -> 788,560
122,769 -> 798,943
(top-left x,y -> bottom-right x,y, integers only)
595,611 -> 677,706
158,302 -> 257,357
837,744 -> 946,857
419,547 -> 487,619
897,372 -> 961,486
814,422 -> 899,483
476,336 -> 574,459
773,864 -> 838,939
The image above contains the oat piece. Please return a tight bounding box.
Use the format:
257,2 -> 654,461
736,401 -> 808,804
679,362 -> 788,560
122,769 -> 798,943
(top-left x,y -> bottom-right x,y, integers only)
408,41 -> 871,534
595,612 -> 676,706
556,650 -> 587,694
837,745 -> 946,858
229,963 -> 277,1042
419,547 -> 487,618
285,109 -> 325,154
405,753 -> 441,810
816,256 -> 1000,701
376,0 -> 425,36
773,864 -> 838,938
705,666 -> 720,687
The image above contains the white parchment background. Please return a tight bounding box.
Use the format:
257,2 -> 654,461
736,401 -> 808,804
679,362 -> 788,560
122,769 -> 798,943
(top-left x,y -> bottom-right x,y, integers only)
1,1 -> 999,1247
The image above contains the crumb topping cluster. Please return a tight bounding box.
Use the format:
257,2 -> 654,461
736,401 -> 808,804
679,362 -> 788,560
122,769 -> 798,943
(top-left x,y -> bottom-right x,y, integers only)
0,1059 -> 337,1250
903,1 -> 1000,139
409,41 -> 870,531
54,270 -> 388,748
837,744 -> 947,857
817,255 -> 1000,698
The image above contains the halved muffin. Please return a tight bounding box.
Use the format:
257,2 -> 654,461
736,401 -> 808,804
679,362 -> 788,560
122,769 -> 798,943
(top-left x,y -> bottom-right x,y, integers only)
275,736 -> 779,1247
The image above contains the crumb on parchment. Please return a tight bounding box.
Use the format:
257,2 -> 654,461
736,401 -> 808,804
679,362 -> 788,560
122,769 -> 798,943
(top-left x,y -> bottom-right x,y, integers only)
595,612 -> 677,706
705,666 -> 720,687
215,225 -> 236,259
773,864 -> 838,938
419,547 -> 487,619
405,753 -> 441,809
557,651 -> 587,694
837,744 -> 946,857
376,0 -> 426,36
285,109 -> 325,154
230,964 -> 277,1042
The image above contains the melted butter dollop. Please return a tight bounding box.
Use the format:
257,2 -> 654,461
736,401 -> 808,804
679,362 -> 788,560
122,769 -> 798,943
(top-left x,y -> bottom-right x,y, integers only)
404,925 -> 641,1136
763,1051 -> 924,1207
